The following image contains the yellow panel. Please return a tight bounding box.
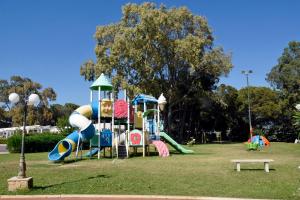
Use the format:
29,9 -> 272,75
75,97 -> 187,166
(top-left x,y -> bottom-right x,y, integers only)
101,99 -> 112,118
134,111 -> 143,128
58,143 -> 67,154
75,105 -> 92,118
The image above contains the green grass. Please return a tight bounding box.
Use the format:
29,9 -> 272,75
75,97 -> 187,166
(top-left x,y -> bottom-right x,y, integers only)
0,143 -> 300,199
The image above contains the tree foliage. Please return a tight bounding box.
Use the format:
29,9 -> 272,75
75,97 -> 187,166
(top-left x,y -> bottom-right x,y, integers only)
0,76 -> 57,126
266,41 -> 300,141
267,41 -> 300,98
50,103 -> 79,125
213,84 -> 247,141
293,110 -> 300,140
81,3 -> 232,95
0,107 -> 10,127
0,80 -> 10,110
237,87 -> 281,126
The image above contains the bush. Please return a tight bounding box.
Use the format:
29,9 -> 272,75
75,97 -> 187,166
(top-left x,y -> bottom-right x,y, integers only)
7,132 -> 65,153
57,116 -> 75,135
0,138 -> 7,144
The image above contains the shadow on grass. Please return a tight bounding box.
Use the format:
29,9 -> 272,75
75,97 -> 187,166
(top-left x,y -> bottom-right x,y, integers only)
168,150 -> 213,156
127,151 -> 159,157
234,168 -> 276,172
126,150 -> 213,156
33,174 -> 111,190
62,159 -> 77,164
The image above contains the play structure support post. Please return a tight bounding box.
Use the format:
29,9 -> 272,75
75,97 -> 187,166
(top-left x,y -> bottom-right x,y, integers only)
142,102 -> 146,157
90,90 -> 93,103
125,90 -> 130,158
98,87 -> 101,159
157,104 -> 160,137
75,133 -> 83,160
134,104 -> 137,129
112,91 -> 116,158
89,90 -> 93,158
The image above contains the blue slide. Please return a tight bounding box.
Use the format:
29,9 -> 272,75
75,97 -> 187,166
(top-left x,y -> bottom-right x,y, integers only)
48,104 -> 97,161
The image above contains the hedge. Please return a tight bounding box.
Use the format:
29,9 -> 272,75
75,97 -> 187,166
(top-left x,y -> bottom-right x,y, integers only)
7,132 -> 65,153
0,138 -> 7,144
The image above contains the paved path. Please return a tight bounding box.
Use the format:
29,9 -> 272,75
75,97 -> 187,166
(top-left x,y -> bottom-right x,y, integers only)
0,144 -> 8,154
0,195 -> 271,200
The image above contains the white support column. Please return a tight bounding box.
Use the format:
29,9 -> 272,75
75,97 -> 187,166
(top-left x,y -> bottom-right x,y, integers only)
111,91 -> 116,158
142,102 -> 146,157
134,104 -> 137,129
236,162 -> 241,172
89,90 -> 93,159
126,90 -> 129,158
157,104 -> 160,136
90,90 -> 93,103
264,162 -> 269,172
98,87 -> 101,159
75,132 -> 81,160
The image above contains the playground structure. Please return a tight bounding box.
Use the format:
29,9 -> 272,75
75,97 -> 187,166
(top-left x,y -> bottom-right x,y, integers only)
48,73 -> 193,161
246,135 -> 270,150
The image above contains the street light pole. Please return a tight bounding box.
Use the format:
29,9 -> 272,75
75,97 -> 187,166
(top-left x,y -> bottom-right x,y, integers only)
18,102 -> 28,178
242,70 -> 253,138
7,92 -> 40,191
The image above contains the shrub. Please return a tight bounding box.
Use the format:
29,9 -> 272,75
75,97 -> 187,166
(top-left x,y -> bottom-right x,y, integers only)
7,132 -> 65,153
57,116 -> 75,135
253,128 -> 264,136
0,138 -> 7,144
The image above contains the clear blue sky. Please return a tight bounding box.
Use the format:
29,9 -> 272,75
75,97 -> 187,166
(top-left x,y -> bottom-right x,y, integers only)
1,0 -> 299,105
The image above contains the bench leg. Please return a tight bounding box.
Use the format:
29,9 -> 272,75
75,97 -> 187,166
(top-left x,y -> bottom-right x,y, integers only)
264,162 -> 269,172
236,162 -> 240,172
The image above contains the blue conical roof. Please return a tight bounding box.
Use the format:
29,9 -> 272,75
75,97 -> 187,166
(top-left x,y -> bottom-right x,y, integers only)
90,73 -> 113,91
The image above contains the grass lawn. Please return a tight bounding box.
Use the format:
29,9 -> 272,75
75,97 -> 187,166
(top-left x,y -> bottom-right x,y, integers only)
0,142 -> 299,199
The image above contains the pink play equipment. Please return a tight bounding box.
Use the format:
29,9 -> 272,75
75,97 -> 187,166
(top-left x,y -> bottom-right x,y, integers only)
152,140 -> 169,157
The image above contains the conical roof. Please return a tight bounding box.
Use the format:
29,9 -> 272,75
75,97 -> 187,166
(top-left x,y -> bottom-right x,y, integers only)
90,73 -> 113,91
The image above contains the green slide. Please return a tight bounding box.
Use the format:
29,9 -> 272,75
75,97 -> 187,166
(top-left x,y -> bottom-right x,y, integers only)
160,132 -> 194,154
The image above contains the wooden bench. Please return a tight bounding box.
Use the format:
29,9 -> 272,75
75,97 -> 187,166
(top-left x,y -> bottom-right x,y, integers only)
231,159 -> 274,172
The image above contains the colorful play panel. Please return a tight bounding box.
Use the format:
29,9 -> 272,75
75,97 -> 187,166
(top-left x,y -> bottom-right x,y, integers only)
246,135 -> 270,150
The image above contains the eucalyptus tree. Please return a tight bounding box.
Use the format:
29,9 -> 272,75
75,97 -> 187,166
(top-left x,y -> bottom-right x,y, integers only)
267,41 -> 300,141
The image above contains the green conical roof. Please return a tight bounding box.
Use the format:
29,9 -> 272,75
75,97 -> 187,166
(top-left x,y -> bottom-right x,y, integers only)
90,73 -> 113,91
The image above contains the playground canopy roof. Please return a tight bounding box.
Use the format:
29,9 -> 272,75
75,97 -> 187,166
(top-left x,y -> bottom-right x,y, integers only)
132,94 -> 158,105
90,73 -> 113,91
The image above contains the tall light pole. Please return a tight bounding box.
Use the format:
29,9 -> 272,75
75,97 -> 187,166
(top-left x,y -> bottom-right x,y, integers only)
7,92 -> 40,191
242,70 -> 253,138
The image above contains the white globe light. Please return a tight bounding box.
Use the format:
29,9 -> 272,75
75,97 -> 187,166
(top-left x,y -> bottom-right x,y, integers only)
296,104 -> 300,111
28,94 -> 40,106
9,93 -> 20,104
158,93 -> 167,111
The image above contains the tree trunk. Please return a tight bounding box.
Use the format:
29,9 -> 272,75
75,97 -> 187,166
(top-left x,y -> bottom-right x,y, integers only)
167,104 -> 172,134
179,104 -> 187,143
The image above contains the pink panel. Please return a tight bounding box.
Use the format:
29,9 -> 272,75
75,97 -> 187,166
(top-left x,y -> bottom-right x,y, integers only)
114,99 -> 134,121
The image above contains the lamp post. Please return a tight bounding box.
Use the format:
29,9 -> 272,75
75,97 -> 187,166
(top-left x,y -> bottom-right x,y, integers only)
242,70 -> 253,138
157,93 -> 167,136
7,92 -> 40,191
